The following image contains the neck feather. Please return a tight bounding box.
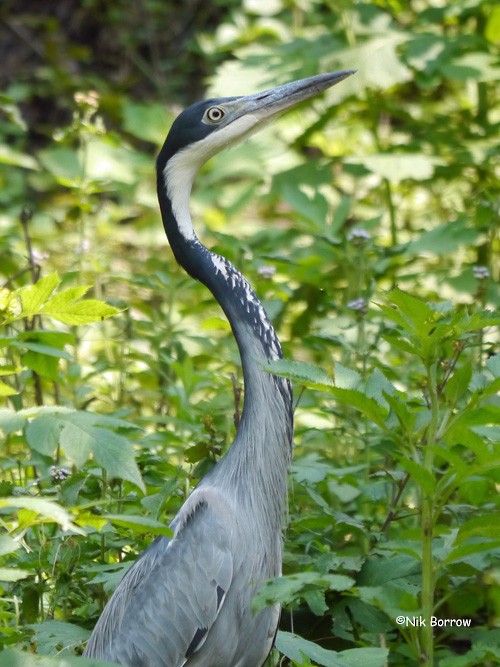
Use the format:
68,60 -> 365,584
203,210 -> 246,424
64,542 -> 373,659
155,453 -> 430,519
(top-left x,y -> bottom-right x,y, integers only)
157,153 -> 293,512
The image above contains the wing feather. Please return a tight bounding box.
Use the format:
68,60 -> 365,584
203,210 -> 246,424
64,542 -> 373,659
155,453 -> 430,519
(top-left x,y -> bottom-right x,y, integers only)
84,498 -> 233,667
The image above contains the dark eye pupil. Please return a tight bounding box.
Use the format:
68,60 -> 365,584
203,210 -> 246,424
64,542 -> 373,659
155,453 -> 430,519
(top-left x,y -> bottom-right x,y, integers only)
209,107 -> 223,121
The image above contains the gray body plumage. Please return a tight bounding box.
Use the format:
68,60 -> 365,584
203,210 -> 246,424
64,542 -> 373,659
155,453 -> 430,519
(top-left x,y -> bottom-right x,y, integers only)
84,70 -> 353,666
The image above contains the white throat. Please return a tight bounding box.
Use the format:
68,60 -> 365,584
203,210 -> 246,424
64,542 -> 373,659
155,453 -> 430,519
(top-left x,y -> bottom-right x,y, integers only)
162,113 -> 263,241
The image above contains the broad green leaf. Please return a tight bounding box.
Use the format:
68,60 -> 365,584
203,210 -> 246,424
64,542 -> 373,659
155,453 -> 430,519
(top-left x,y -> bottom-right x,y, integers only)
0,408 -> 26,434
276,631 -> 388,667
103,514 -> 172,536
26,415 -> 61,456
28,620 -> 89,653
266,358 -> 333,389
348,154 -> 440,183
0,380 -> 17,396
42,285 -> 91,312
37,146 -> 84,182
444,362 -> 472,406
486,354 -> 500,378
387,288 -> 435,333
254,571 -> 354,611
41,296 -> 120,325
90,429 -> 145,492
0,567 -> 31,582
0,145 -> 38,169
445,539 -> 500,566
1,647 -> 118,666
0,534 -> 20,556
18,273 -> 60,318
398,457 -> 435,495
327,388 -> 388,429
60,421 -> 93,466
408,218 -> 479,255
122,100 -> 172,144
358,555 -> 421,586
334,363 -> 361,390
85,138 -> 141,184
0,497 -> 84,534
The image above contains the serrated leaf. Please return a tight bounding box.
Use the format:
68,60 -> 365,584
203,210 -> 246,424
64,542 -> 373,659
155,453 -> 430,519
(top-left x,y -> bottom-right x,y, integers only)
327,388 -> 389,429
276,631 -> 388,667
334,363 -> 361,390
398,457 -> 435,495
42,285 -> 91,312
18,273 -> 60,318
266,358 -> 333,389
42,296 -> 119,325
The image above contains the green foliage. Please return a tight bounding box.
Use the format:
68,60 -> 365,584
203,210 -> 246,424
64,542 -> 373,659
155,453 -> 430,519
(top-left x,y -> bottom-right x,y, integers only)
1,0 -> 499,665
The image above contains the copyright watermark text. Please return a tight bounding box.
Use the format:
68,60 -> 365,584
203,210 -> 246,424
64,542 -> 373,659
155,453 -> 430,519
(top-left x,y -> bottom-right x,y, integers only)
395,616 -> 472,628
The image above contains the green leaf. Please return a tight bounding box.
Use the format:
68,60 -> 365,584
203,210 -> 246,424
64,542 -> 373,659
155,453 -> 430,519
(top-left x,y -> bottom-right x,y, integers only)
103,514 -> 172,537
0,534 -> 20,556
444,361 -> 473,406
276,631 -> 389,667
26,415 -> 61,456
0,381 -> 18,396
0,567 -> 31,582
37,146 -> 84,182
0,497 -> 84,534
0,145 -> 38,169
41,289 -> 120,325
266,358 -> 333,389
90,429 -> 145,492
254,571 -> 354,611
18,273 -> 60,318
28,620 -> 89,653
1,647 -> 118,666
398,457 -> 436,495
408,218 -> 479,255
59,421 -> 92,466
334,363 -> 361,390
122,101 -> 172,144
0,408 -> 26,434
387,288 -> 435,334
348,154 -> 440,183
327,388 -> 388,429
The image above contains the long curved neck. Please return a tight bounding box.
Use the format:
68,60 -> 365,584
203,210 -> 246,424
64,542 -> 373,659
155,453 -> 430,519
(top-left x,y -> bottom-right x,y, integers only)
157,155 -> 293,514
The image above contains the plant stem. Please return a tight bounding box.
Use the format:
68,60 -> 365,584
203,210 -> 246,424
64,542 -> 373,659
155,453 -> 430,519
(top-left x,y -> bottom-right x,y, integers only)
419,361 -> 439,666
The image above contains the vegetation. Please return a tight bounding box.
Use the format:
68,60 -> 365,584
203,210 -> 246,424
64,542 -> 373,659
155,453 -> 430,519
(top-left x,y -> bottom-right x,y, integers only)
0,1 -> 499,665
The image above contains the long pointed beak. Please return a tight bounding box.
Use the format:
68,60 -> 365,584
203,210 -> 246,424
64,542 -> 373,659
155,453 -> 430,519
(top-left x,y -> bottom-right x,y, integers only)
235,70 -> 356,121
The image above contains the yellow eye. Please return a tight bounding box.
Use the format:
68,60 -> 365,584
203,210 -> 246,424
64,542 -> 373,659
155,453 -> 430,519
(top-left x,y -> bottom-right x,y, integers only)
206,106 -> 225,123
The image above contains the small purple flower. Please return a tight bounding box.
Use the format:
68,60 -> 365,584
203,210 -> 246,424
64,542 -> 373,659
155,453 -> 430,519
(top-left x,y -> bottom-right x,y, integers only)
473,266 -> 489,280
50,466 -> 70,483
257,265 -> 276,279
347,297 -> 368,314
347,228 -> 371,245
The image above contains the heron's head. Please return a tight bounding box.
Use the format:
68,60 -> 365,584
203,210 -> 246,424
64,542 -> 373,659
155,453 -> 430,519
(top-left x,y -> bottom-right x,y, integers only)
157,70 -> 355,244
158,70 -> 355,173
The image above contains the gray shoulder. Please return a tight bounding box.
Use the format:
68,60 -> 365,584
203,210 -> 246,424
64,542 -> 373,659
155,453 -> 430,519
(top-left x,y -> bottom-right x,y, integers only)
84,488 -> 234,666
